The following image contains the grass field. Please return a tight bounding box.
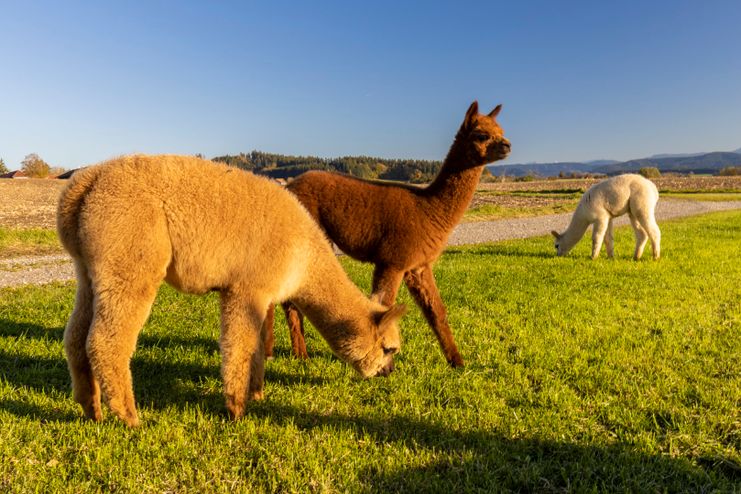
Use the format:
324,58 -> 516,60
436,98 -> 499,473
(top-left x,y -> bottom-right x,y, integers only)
0,227 -> 61,259
1,211 -> 740,492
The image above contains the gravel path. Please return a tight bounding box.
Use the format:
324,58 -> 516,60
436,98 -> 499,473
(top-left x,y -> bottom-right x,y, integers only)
2,199 -> 741,288
448,198 -> 741,246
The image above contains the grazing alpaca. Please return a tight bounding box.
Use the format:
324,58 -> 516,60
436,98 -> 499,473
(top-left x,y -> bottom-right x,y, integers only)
266,101 -> 511,367
551,174 -> 661,260
57,155 -> 406,426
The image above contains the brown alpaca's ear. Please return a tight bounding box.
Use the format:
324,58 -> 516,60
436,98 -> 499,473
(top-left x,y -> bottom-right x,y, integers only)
463,101 -> 479,130
551,230 -> 561,239
488,104 -> 502,119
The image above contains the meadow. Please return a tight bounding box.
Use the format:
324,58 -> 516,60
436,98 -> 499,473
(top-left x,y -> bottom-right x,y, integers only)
1,211 -> 739,492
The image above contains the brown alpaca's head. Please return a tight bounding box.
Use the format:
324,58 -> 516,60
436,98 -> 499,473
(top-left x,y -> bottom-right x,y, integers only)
456,101 -> 511,167
349,302 -> 407,378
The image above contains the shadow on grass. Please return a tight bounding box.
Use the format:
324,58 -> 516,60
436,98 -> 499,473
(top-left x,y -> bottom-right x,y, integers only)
244,401 -> 739,492
0,319 -> 64,341
0,319 -> 329,418
2,322 -> 737,490
0,398 -> 79,423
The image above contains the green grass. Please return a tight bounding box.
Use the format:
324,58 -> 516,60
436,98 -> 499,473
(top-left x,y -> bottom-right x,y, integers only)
661,192 -> 741,202
0,227 -> 61,259
1,212 -> 740,492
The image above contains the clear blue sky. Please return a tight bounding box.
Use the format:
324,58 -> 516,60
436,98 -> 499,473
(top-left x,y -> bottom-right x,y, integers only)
1,1 -> 740,169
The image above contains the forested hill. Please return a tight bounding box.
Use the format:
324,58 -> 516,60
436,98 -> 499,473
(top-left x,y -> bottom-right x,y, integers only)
488,151 -> 741,177
212,150 -> 442,183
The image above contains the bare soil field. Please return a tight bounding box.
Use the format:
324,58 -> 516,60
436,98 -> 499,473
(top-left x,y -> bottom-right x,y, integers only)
0,179 -> 66,228
473,176 -> 741,211
479,175 -> 741,193
2,175 -> 741,230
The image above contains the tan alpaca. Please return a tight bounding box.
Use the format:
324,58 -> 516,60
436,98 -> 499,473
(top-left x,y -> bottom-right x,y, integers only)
551,174 -> 661,260
266,101 -> 510,367
57,155 -> 406,426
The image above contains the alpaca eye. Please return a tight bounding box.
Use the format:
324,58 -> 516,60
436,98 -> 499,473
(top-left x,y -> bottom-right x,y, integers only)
473,133 -> 489,142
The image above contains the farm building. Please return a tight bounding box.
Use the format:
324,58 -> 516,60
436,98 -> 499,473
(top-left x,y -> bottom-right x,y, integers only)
0,170 -> 28,179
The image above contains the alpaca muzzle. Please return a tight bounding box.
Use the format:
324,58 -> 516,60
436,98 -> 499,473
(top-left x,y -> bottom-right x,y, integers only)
375,359 -> 395,377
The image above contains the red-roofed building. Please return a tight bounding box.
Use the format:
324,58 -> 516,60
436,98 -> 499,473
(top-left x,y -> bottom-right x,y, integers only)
0,170 -> 28,179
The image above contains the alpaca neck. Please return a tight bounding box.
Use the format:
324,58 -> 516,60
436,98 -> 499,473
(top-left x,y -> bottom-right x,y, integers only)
291,252 -> 375,359
561,214 -> 591,253
423,138 -> 485,228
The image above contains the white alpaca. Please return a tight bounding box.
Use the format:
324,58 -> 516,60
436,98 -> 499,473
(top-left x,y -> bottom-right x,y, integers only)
551,174 -> 661,260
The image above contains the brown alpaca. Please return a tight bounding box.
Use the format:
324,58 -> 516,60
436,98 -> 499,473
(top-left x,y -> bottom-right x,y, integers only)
266,101 -> 510,367
57,155 -> 406,426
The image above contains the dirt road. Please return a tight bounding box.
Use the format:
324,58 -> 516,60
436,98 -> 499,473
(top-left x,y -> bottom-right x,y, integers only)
3,198 -> 741,288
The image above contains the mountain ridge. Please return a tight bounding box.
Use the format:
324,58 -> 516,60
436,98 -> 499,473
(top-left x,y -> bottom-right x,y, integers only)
488,149 -> 741,177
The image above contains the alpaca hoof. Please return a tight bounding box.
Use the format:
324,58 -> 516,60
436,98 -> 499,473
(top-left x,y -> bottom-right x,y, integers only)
82,402 -> 103,422
115,410 -> 140,427
225,395 -> 245,420
448,354 -> 465,368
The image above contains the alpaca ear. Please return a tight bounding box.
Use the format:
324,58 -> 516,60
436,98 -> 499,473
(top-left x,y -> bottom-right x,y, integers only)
463,101 -> 479,130
370,291 -> 386,305
551,230 -> 561,239
378,304 -> 407,328
488,104 -> 502,118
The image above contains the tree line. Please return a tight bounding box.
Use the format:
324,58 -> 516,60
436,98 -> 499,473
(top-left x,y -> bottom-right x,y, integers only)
211,150 -> 443,183
0,153 -> 64,178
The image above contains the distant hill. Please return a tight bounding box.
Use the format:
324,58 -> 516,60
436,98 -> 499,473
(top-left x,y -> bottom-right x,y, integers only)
488,149 -> 741,177
584,159 -> 620,166
485,162 -> 597,178
595,152 -> 741,175
646,152 -> 707,159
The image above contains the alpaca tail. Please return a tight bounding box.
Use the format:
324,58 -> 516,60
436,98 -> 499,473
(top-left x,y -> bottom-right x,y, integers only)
56,165 -> 104,259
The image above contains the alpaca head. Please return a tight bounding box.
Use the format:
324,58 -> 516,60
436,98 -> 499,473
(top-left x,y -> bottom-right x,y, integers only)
551,230 -> 568,256
347,302 -> 407,379
456,101 -> 511,166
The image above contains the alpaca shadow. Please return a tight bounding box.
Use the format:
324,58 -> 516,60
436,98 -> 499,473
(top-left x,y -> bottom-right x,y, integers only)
244,402 -> 737,492
0,398 -> 79,423
0,318 -> 63,342
0,319 -> 328,421
137,333 -> 220,354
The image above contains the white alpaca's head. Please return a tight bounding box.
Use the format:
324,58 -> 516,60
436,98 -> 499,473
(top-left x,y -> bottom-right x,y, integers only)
551,230 -> 568,256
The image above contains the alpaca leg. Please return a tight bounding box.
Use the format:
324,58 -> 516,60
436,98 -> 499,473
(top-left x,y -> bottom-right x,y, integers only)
605,218 -> 615,258
220,291 -> 267,420
404,264 -> 464,368
638,213 -> 661,260
372,265 -> 405,306
629,213 -> 649,260
262,305 -> 275,359
86,278 -> 160,427
282,301 -> 309,359
63,259 -> 102,421
591,218 -> 609,259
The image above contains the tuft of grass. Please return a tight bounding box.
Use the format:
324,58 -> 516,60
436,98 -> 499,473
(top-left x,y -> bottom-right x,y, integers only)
0,227 -> 61,258
1,211 -> 740,492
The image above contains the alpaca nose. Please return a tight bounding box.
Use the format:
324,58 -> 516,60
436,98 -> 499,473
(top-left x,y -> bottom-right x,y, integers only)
500,140 -> 511,153
375,360 -> 395,377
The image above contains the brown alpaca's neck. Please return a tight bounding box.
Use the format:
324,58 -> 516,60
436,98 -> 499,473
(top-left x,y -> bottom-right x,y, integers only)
423,138 -> 485,229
